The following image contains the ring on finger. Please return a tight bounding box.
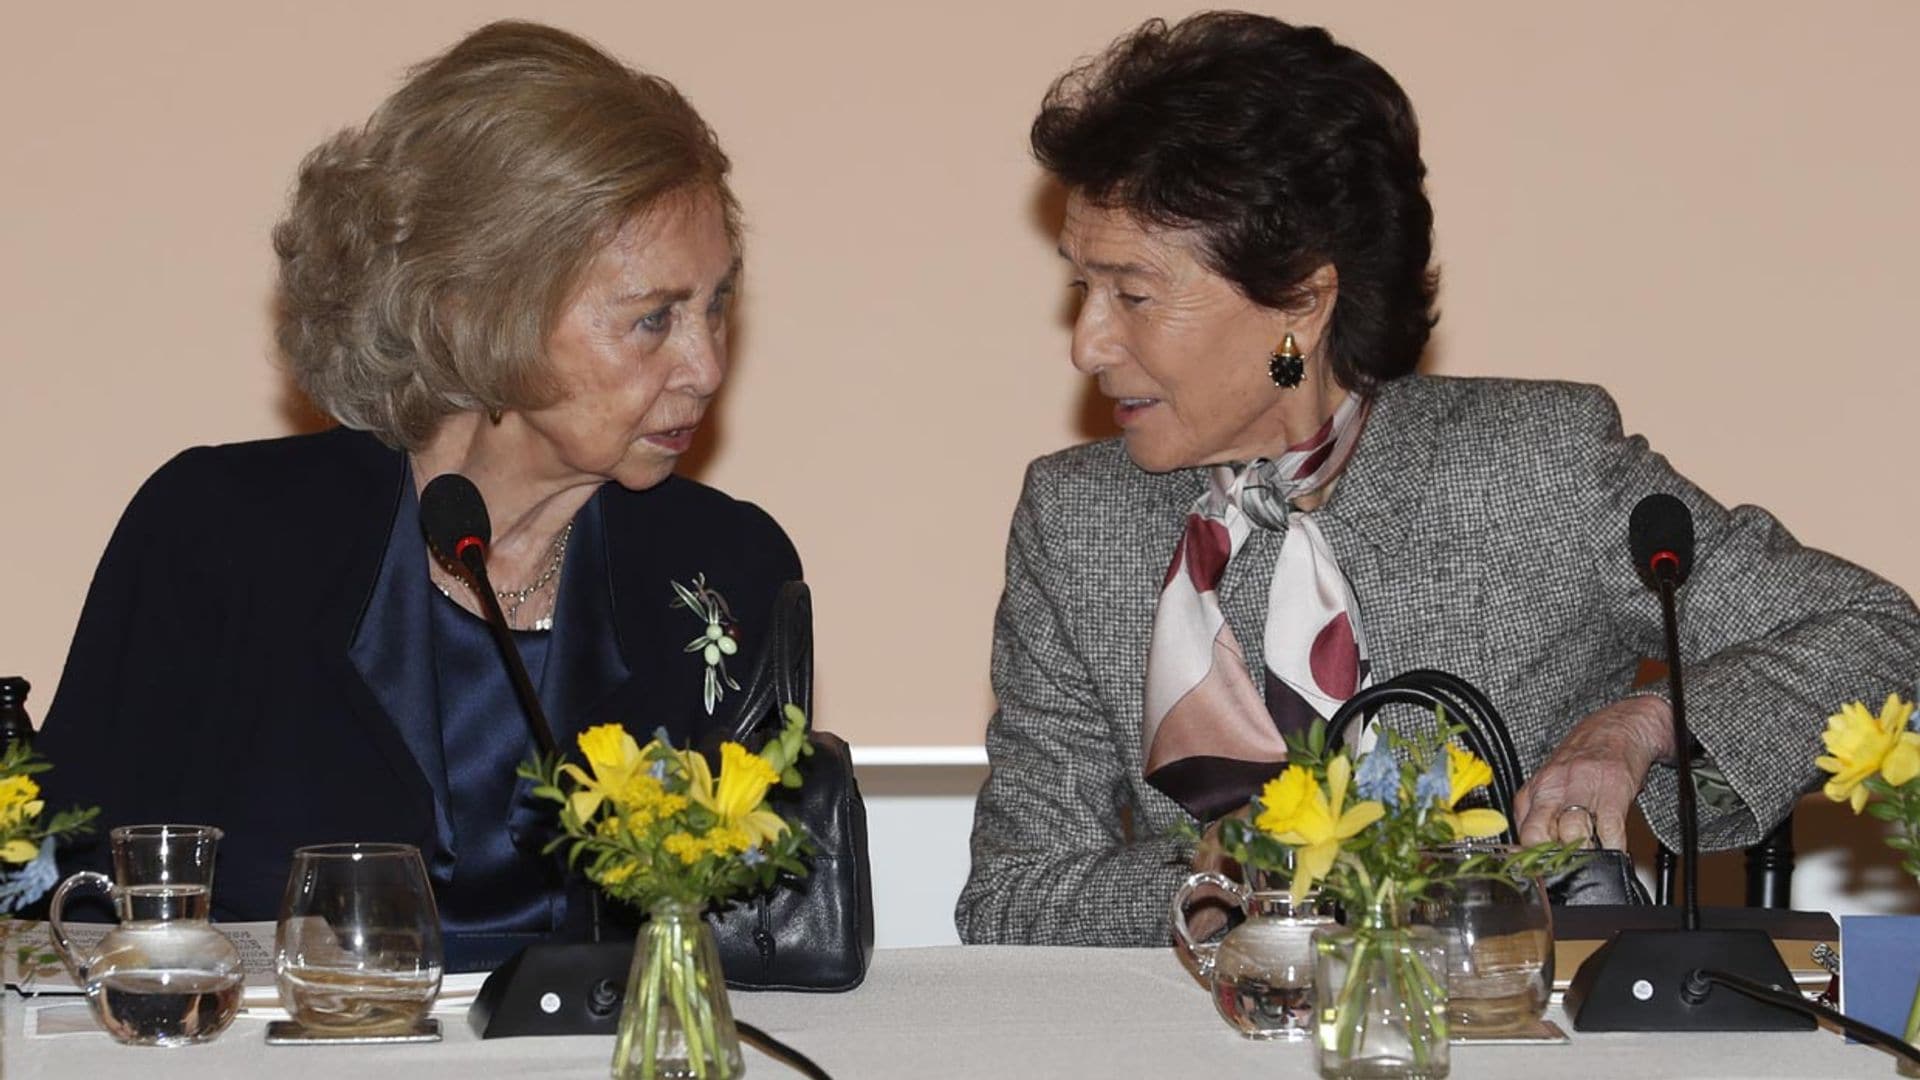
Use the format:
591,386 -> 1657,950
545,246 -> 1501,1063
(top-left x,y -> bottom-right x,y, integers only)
1554,803 -> 1601,849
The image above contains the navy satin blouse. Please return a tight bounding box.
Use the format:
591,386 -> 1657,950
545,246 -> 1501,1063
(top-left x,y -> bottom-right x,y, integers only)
349,470 -> 615,971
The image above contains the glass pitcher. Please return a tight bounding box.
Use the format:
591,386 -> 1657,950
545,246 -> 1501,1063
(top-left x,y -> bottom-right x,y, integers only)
1172,870 -> 1332,1040
48,824 -> 244,1046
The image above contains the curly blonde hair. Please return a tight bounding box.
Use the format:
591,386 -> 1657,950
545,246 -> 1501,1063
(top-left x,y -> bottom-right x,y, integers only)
273,21 -> 738,449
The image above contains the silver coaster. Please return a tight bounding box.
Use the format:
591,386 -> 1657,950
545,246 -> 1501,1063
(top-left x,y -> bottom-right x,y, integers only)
265,1018 -> 442,1045
1449,1018 -> 1569,1045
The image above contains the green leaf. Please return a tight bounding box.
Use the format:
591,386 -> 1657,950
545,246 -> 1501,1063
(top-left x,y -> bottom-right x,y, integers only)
1866,800 -> 1902,822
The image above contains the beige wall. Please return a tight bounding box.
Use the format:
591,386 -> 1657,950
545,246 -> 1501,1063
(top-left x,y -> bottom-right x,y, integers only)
4,1 -> 1917,753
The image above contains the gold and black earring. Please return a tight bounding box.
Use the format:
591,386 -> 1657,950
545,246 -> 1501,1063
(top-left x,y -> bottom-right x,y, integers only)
1268,332 -> 1305,389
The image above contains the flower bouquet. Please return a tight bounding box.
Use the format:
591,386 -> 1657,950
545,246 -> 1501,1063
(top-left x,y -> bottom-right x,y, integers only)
1212,718 -> 1582,1080
524,707 -> 814,1080
1814,693 -> 1920,1073
0,740 -> 98,986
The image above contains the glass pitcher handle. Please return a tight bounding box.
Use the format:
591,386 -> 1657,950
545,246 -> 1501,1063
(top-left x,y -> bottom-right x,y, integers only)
1170,870 -> 1247,978
48,870 -> 112,982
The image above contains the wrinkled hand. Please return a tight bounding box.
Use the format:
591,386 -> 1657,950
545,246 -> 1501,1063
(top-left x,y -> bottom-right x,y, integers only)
1513,696 -> 1674,851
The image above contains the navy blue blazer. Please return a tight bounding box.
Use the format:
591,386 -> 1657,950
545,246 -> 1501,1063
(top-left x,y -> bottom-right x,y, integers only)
38,427 -> 801,923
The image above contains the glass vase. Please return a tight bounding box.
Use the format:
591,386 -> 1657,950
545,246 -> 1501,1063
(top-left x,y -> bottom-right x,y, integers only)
611,900 -> 743,1080
1312,906 -> 1450,1080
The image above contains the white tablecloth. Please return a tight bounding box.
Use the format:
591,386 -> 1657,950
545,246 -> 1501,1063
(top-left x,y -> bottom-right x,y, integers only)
3,946 -> 1905,1079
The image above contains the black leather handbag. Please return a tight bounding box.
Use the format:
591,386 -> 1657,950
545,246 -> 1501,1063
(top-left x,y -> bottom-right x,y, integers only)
1325,669 -> 1650,907
702,581 -> 875,991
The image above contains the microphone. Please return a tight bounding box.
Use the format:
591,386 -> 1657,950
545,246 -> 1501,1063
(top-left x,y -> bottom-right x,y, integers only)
1564,492 -> 1809,1032
1629,491 -> 1694,586
1628,492 -> 1701,929
421,473 -> 493,580
419,473 -> 557,757
421,474 -> 630,1025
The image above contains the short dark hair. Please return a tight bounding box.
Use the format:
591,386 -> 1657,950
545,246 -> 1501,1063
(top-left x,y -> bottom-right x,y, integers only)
1032,12 -> 1438,391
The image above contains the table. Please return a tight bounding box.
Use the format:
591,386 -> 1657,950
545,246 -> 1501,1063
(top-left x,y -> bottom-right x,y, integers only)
4,946 -> 1906,1079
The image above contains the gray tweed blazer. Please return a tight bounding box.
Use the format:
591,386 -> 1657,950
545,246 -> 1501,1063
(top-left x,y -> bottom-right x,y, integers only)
956,374 -> 1920,946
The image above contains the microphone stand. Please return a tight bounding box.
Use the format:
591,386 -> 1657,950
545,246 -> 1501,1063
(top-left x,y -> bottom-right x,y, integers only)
449,544 -> 637,1037
453,547 -> 556,757
1564,549 -> 1809,1032
1653,556 -> 1700,931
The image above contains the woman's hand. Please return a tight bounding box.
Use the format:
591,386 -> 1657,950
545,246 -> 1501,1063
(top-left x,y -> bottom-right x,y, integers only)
1513,696 -> 1674,850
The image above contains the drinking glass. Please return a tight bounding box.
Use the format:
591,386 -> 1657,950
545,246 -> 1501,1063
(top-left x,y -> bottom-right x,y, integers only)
274,843 -> 443,1034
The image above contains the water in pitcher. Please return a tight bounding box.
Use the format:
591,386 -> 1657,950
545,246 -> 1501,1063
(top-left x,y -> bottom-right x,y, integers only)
88,967 -> 244,1045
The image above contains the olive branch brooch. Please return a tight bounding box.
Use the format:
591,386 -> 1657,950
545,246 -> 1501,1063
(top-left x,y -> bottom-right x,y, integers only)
671,574 -> 740,715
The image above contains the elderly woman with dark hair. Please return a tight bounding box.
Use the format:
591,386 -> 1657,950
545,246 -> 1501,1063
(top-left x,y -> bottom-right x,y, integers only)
40,23 -> 797,961
957,12 -> 1920,945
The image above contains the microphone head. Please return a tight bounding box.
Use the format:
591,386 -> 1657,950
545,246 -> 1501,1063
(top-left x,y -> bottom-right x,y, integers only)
420,473 -> 492,565
1629,492 -> 1694,585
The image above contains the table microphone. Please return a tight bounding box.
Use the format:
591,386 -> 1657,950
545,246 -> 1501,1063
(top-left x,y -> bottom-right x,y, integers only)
419,472 -> 556,757
1564,492 -> 1811,1032
1629,492 -> 1703,930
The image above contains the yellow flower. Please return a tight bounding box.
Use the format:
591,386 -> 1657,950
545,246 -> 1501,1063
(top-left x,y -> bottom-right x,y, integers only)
1437,744 -> 1508,840
0,774 -> 36,808
1253,757 -> 1385,903
0,774 -> 45,852
663,830 -> 708,865
1255,767 -> 1317,835
1817,695 -> 1920,813
597,862 -> 637,886
562,724 -> 646,821
686,742 -> 789,848
702,823 -> 754,858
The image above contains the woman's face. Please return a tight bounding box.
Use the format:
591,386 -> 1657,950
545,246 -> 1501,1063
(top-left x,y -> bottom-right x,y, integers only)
523,190 -> 738,492
1058,191 -> 1317,473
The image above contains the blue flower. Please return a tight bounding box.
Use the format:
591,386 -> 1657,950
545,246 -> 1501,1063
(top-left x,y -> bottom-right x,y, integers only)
0,839 -> 59,914
649,759 -> 669,781
1352,749 -> 1401,807
1414,754 -> 1451,808
740,846 -> 766,867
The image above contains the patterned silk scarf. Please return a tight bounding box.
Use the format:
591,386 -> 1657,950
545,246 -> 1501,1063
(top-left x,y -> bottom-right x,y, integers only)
1142,393 -> 1373,821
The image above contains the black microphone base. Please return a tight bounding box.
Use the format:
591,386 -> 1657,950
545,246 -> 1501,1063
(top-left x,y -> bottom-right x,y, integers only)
468,940 -> 635,1038
1565,927 -> 1814,1032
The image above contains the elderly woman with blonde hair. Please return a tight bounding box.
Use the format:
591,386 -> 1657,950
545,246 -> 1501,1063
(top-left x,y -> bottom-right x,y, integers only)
39,22 -> 798,966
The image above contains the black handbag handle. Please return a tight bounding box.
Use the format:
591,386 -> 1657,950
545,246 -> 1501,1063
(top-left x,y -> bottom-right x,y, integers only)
1324,669 -> 1526,843
711,580 -> 814,748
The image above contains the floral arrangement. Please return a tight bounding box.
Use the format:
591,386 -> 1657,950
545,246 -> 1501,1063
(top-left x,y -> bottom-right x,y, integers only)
1814,692 -> 1920,1058
1213,718 -> 1582,915
1199,717 -> 1583,1077
0,742 -> 97,913
524,707 -> 815,1080
523,707 -> 814,910
1816,693 -> 1919,856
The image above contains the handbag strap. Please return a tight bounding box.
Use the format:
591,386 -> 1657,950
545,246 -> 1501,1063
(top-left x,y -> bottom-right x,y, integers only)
1325,669 -> 1526,843
712,580 -> 814,748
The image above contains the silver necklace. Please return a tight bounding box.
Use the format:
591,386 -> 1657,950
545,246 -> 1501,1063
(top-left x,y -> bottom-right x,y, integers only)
436,521 -> 573,631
